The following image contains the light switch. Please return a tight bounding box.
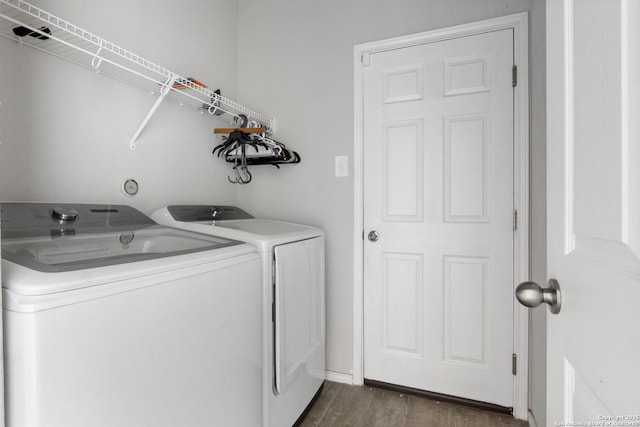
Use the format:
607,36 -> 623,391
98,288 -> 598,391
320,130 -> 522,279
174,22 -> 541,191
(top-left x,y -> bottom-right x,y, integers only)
335,155 -> 349,177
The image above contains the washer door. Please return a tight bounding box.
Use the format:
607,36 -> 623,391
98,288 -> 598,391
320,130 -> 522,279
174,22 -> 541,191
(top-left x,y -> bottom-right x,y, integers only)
273,237 -> 325,394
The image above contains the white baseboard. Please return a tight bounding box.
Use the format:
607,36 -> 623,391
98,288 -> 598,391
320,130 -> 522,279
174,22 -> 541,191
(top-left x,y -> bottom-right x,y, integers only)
527,410 -> 538,427
325,370 -> 353,385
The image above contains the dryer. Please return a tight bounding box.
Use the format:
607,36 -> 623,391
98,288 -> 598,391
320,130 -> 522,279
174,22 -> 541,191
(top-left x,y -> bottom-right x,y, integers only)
152,205 -> 325,427
1,203 -> 263,427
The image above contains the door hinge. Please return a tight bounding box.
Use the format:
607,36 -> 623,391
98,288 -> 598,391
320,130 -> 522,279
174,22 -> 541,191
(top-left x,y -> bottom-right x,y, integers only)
512,65 -> 517,87
513,209 -> 518,231
362,51 -> 371,67
512,353 -> 517,375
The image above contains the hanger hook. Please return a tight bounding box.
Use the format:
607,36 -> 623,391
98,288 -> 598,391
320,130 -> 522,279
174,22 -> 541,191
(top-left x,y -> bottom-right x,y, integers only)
228,166 -> 240,183
235,114 -> 248,128
228,165 -> 252,184
239,165 -> 252,184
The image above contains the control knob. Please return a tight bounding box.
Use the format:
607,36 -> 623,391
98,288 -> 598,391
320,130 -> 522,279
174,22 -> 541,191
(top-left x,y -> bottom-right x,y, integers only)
51,207 -> 79,222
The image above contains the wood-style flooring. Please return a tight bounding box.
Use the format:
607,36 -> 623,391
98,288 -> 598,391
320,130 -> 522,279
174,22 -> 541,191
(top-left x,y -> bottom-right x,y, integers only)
298,381 -> 529,427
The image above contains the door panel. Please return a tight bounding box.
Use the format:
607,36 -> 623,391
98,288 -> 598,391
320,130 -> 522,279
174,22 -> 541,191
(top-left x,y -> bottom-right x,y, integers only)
274,238 -> 325,395
546,0 -> 640,422
444,115 -> 489,222
383,120 -> 424,221
382,252 -> 424,356
443,256 -> 488,365
364,29 -> 515,407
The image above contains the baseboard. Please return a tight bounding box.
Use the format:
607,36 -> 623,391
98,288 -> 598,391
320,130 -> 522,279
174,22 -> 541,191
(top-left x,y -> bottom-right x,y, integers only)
325,370 -> 353,384
527,410 -> 538,427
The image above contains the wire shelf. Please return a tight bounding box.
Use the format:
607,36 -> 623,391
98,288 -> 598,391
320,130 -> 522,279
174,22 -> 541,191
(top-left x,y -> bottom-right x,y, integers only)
0,0 -> 275,147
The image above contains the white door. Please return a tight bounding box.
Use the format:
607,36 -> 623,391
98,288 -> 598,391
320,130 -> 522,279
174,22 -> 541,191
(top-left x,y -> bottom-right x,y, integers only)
363,29 -> 516,407
545,0 -> 640,423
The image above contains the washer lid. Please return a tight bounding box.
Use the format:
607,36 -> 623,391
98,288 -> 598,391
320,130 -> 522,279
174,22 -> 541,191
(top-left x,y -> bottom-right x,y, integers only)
2,226 -> 243,272
1,203 -> 244,272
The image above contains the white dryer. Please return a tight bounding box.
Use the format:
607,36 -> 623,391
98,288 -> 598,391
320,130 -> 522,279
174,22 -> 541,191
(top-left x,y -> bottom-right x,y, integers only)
152,205 -> 325,427
1,202 -> 263,427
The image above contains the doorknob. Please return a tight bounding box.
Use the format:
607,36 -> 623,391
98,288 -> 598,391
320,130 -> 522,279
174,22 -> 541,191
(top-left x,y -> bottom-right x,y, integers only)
367,230 -> 380,242
515,279 -> 562,314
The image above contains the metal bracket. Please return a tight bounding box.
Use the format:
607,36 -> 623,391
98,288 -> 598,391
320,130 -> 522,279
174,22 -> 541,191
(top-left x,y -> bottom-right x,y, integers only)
129,75 -> 177,150
91,45 -> 104,70
362,51 -> 371,67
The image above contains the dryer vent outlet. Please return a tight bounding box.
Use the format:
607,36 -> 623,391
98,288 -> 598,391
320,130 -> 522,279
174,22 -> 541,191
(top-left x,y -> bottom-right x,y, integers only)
122,179 -> 139,197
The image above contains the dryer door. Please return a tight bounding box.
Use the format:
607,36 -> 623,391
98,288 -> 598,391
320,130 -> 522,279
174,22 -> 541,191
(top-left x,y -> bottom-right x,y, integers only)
273,237 -> 325,394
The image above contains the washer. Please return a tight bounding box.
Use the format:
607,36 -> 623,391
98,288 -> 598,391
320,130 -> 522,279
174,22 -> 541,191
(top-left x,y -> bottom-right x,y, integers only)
1,202 -> 263,427
152,205 -> 325,427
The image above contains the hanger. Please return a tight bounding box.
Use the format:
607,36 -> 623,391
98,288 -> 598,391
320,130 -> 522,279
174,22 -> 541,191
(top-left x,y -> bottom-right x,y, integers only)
212,115 -> 300,183
224,134 -> 252,184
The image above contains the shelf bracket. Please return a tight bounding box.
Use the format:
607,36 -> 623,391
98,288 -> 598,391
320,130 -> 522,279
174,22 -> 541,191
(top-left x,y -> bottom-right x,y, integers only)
129,75 -> 177,150
91,45 -> 104,70
0,0 -> 276,144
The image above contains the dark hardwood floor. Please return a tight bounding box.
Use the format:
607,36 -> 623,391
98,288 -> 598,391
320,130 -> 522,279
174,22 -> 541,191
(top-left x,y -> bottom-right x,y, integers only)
298,382 -> 529,427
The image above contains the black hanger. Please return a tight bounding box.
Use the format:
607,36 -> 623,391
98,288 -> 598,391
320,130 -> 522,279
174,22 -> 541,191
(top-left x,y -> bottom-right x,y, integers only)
212,115 -> 300,183
12,26 -> 51,40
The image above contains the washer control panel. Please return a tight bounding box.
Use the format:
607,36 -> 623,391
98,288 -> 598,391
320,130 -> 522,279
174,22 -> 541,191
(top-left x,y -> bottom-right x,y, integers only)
1,203 -> 155,238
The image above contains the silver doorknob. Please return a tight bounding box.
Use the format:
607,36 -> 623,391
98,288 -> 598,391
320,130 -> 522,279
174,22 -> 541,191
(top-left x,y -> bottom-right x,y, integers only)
515,279 -> 562,314
367,230 -> 380,242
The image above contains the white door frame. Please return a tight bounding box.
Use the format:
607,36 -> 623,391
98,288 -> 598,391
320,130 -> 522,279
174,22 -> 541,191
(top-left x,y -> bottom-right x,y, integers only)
352,12 -> 529,419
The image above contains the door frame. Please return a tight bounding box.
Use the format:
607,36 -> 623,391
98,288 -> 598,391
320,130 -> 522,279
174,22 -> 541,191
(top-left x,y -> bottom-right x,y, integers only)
352,12 -> 530,419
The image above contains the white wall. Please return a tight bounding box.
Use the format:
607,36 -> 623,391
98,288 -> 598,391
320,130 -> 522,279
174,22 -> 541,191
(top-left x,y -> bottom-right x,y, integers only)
0,0 -> 240,214
1,0 -> 547,422
235,0 -> 542,381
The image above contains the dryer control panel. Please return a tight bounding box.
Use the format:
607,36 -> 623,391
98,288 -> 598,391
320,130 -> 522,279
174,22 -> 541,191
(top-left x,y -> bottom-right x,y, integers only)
167,205 -> 254,222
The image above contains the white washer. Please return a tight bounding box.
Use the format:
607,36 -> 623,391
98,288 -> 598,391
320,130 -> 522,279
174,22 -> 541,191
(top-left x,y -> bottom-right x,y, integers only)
1,202 -> 263,427
152,205 -> 325,427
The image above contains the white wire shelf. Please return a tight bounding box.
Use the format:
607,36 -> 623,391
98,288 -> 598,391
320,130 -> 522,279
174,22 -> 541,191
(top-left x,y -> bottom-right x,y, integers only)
0,0 -> 275,149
